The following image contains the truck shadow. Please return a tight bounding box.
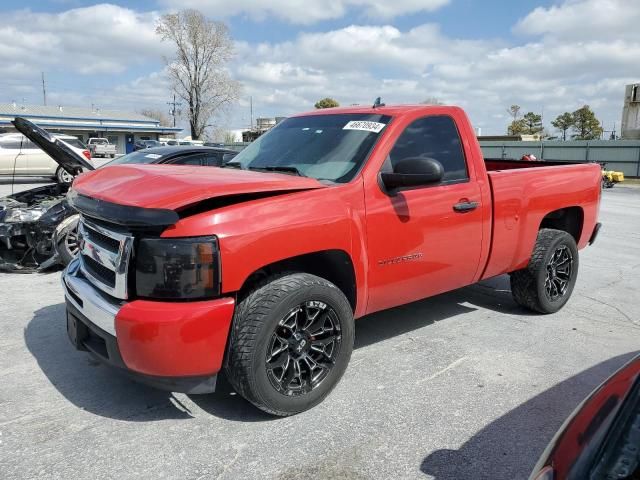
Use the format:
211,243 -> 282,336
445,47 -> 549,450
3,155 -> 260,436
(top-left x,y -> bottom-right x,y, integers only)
24,275 -> 528,422
419,352 -> 639,480
355,275 -> 528,349
24,302 -> 271,423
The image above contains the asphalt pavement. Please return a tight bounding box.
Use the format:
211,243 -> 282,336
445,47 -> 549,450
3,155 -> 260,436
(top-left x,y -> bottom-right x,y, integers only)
0,183 -> 639,479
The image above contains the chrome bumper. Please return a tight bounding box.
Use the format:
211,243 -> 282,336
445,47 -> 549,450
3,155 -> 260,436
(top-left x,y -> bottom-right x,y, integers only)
62,258 -> 121,337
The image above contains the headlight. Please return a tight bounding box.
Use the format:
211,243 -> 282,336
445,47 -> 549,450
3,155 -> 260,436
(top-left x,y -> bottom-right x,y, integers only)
135,236 -> 220,300
4,208 -> 46,223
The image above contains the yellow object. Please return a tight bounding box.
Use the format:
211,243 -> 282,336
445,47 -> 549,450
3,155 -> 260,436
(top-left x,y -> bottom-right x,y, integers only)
611,171 -> 624,182
603,170 -> 624,183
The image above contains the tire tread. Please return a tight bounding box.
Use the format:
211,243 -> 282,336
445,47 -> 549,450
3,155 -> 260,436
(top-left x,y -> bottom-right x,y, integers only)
225,272 -> 349,416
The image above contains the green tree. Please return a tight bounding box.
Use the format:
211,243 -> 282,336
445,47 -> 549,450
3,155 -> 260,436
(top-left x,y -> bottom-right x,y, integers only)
571,105 -> 603,140
508,119 -> 527,136
551,112 -> 574,141
314,97 -> 340,109
522,112 -> 543,135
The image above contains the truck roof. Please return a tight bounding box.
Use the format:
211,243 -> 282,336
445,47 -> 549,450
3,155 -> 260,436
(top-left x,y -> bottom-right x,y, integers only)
292,104 -> 459,117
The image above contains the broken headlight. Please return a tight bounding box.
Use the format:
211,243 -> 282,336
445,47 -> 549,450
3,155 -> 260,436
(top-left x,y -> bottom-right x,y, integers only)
135,236 -> 220,300
3,208 -> 47,223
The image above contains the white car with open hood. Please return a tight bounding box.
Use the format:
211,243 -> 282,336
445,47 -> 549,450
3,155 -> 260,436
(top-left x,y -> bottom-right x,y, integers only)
0,130 -> 93,183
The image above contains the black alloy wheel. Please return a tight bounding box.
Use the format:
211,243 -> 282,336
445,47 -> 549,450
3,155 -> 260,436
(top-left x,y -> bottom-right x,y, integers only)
544,245 -> 573,301
510,228 -> 579,314
225,273 -> 354,416
266,301 -> 342,396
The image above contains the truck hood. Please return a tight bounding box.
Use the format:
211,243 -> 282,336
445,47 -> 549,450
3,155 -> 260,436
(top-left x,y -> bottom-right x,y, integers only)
12,117 -> 94,174
71,164 -> 327,212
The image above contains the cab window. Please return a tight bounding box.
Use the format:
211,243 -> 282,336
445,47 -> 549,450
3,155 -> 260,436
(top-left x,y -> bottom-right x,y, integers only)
388,116 -> 468,182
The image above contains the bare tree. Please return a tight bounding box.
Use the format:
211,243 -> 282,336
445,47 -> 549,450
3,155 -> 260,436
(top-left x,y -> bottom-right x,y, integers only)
156,10 -> 240,139
506,104 -> 521,122
139,108 -> 171,127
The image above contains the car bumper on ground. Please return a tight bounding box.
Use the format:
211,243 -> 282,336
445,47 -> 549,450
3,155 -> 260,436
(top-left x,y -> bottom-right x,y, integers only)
62,260 -> 235,394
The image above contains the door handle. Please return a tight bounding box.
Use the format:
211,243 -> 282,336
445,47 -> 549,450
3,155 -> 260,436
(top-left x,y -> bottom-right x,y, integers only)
453,201 -> 479,213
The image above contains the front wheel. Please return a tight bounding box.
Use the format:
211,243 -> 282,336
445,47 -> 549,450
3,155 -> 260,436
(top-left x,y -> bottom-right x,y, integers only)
510,228 -> 579,314
55,166 -> 74,184
54,216 -> 80,266
225,273 -> 354,416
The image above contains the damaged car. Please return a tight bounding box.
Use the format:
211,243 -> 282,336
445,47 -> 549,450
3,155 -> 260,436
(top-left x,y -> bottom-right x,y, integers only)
0,117 -> 239,271
0,118 -> 93,271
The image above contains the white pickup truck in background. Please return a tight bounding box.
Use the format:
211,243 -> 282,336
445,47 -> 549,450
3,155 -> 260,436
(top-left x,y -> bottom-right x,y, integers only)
87,138 -> 117,158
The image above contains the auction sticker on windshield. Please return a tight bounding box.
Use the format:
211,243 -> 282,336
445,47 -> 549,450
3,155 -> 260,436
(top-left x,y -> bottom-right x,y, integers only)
145,154 -> 162,159
343,121 -> 386,133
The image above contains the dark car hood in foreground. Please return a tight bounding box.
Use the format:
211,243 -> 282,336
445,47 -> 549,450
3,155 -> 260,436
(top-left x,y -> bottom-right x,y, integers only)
12,117 -> 94,174
71,164 -> 327,212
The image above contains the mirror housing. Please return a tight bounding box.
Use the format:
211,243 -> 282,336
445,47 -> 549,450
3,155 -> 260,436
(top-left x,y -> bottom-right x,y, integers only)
380,157 -> 444,190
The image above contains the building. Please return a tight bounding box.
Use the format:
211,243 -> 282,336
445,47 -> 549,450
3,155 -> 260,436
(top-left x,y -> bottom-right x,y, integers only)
0,103 -> 182,154
478,134 -> 544,141
241,116 -> 286,142
621,83 -> 640,140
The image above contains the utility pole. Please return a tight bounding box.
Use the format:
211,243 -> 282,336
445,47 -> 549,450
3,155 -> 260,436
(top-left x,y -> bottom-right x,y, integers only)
250,96 -> 253,130
41,72 -> 47,106
167,94 -> 182,127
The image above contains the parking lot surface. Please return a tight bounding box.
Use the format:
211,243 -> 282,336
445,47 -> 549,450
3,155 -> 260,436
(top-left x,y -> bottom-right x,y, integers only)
1,183 -> 639,480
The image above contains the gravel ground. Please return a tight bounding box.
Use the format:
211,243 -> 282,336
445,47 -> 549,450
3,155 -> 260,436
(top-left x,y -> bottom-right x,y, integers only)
0,182 -> 638,480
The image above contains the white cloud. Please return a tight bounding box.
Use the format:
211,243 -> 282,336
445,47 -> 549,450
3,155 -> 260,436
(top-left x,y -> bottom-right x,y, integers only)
515,0 -> 640,42
0,4 -> 166,76
159,0 -> 450,24
230,0 -> 640,134
1,0 -> 638,136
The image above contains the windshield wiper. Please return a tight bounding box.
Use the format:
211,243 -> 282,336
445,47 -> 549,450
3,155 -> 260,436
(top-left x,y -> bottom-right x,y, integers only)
247,165 -> 305,177
223,161 -> 242,169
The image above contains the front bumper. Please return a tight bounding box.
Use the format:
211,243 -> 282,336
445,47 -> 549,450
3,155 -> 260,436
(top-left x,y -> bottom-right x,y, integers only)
62,258 -> 236,393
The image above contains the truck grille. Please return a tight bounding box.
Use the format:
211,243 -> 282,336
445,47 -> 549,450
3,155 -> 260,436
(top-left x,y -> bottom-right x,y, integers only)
78,216 -> 134,300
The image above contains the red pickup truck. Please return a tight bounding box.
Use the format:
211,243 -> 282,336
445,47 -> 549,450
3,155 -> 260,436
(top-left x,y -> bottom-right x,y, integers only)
62,104 -> 602,416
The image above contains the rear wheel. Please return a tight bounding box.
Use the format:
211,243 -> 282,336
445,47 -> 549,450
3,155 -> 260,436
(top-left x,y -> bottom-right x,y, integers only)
510,228 -> 579,314
225,273 -> 354,416
55,166 -> 74,184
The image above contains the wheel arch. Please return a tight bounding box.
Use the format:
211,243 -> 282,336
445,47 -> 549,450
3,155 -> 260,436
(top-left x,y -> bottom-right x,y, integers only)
236,250 -> 358,312
539,206 -> 584,243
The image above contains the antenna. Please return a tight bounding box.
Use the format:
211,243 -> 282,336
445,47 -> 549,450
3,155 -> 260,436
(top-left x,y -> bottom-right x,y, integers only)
372,97 -> 385,109
41,72 -> 47,106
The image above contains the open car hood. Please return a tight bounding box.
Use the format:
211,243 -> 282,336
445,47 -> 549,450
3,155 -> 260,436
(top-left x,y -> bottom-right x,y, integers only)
71,163 -> 327,217
12,117 -> 94,175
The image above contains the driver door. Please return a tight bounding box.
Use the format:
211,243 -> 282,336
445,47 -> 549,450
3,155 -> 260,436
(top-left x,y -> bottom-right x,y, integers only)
364,115 -> 484,314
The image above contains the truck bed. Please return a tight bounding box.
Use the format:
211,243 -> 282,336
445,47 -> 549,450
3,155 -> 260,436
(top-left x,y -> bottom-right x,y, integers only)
481,161 -> 602,280
484,158 -> 587,171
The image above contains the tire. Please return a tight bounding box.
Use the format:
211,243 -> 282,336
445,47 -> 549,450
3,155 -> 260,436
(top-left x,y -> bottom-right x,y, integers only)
55,166 -> 74,184
54,216 -> 80,266
510,228 -> 579,314
225,273 -> 354,416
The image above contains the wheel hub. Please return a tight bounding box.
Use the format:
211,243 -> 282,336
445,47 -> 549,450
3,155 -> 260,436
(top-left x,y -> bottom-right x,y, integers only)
265,301 -> 342,396
544,245 -> 573,301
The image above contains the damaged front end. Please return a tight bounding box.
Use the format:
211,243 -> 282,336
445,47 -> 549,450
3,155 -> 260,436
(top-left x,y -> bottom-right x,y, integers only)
0,184 -> 78,272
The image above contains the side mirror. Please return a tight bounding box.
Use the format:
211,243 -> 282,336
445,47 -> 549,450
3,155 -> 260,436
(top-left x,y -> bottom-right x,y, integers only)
380,157 -> 444,190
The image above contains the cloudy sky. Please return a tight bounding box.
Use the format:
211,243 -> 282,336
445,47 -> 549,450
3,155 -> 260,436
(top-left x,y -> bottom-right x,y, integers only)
1,0 -> 638,136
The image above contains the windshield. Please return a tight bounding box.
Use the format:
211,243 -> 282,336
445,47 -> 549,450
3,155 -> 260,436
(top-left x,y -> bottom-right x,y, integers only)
60,138 -> 87,149
103,150 -> 165,166
232,113 -> 391,182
